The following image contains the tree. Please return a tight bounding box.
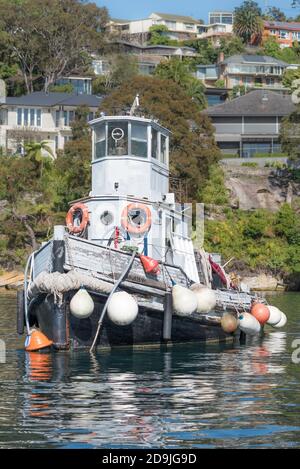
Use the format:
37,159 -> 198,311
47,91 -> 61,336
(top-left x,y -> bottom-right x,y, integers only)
25,140 -> 55,161
233,0 -> 263,44
184,39 -> 218,65
262,36 -> 281,59
264,7 -> 286,22
280,106 -> 300,160
282,68 -> 300,90
218,36 -> 246,57
100,75 -> 220,199
92,54 -> 139,95
49,83 -> 74,93
229,85 -> 247,99
148,24 -> 178,46
0,0 -> 108,93
70,105 -> 90,140
155,58 -> 207,109
25,140 -> 55,179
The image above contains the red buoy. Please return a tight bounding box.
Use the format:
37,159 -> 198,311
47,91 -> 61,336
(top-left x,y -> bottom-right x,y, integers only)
140,255 -> 160,274
251,303 -> 270,325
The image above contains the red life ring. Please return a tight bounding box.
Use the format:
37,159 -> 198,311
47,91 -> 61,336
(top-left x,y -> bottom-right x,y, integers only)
66,203 -> 89,234
121,203 -> 151,235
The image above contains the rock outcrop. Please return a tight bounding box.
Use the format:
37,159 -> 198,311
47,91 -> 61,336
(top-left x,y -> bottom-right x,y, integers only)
222,166 -> 300,211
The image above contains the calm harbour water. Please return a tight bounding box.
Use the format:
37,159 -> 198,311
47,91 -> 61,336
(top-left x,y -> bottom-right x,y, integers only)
0,292 -> 299,449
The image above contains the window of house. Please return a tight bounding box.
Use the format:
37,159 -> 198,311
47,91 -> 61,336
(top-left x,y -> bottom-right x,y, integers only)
108,121 -> 128,156
165,20 -> 176,29
30,109 -> 35,126
16,108 -> 42,127
64,110 -> 68,126
270,29 -> 277,35
95,123 -> 106,159
17,108 -> 22,126
279,30 -> 289,39
69,110 -> 75,124
55,110 -> 60,127
36,109 -> 41,127
160,134 -> 167,164
131,123 -> 148,158
23,109 -> 28,126
184,23 -> 194,30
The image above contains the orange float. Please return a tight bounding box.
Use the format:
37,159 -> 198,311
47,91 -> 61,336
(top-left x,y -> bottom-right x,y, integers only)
251,303 -> 270,325
25,330 -> 53,352
140,255 -> 160,274
121,203 -> 151,235
66,202 -> 89,234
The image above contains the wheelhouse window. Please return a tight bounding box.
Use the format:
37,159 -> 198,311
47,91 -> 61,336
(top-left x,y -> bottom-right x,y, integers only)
152,129 -> 158,159
160,134 -> 167,164
95,123 -> 106,159
108,121 -> 128,156
131,122 -> 147,158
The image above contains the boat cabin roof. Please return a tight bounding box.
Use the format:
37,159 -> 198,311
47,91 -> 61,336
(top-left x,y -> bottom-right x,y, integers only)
89,115 -> 171,136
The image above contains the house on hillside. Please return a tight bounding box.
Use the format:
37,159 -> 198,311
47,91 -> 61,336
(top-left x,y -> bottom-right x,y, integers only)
204,89 -> 295,157
0,92 -> 102,156
263,20 -> 300,48
197,54 -> 289,90
92,41 -> 198,77
108,12 -> 201,43
219,55 -> 288,90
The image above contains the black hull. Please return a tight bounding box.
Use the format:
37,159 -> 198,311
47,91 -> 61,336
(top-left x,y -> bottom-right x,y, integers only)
30,292 -> 233,350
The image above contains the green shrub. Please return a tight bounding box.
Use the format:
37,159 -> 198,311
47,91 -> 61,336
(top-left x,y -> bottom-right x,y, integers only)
241,162 -> 258,167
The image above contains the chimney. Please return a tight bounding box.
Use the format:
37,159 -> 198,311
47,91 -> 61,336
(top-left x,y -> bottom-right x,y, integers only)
218,52 -> 225,63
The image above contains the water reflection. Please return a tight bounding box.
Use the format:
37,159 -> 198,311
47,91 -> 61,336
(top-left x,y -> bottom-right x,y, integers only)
0,293 -> 300,448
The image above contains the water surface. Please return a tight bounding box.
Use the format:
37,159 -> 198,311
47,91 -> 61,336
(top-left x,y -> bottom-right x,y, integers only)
0,292 -> 299,448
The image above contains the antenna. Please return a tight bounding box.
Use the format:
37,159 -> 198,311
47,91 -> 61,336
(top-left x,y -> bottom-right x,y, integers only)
130,94 -> 139,116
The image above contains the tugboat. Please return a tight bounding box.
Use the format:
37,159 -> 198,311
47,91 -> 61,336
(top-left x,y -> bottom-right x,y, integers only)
17,101 -> 287,351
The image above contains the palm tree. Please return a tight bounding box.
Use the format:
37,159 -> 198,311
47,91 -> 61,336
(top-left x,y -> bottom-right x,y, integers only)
233,1 -> 263,45
155,58 -> 207,109
25,140 -> 55,161
25,140 -> 56,178
185,78 -> 207,110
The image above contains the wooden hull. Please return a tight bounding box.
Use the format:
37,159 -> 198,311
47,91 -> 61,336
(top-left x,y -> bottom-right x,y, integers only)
30,292 -> 233,350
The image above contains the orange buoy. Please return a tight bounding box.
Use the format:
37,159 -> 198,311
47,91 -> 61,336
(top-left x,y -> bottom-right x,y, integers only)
140,255 -> 160,274
25,330 -> 53,352
251,303 -> 270,325
221,313 -> 238,333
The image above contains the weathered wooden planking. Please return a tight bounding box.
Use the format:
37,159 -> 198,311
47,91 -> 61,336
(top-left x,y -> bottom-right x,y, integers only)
33,241 -> 53,279
64,236 -> 189,288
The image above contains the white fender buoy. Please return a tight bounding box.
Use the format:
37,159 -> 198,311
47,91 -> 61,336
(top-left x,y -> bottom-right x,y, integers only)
172,285 -> 197,316
70,288 -> 94,319
190,284 -> 217,313
107,291 -> 138,326
267,306 -> 282,326
239,312 -> 261,336
273,312 -> 287,328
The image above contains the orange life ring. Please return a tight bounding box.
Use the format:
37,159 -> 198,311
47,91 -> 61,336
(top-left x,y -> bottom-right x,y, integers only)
66,203 -> 89,234
121,203 -> 151,235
